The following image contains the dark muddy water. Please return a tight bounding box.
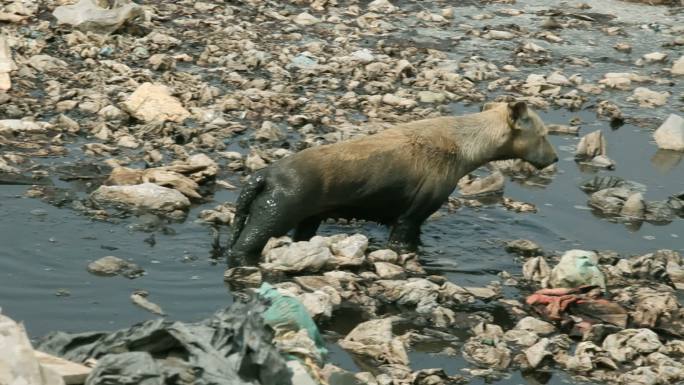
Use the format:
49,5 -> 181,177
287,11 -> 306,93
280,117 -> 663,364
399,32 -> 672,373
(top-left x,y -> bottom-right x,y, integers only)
1,0 -> 683,384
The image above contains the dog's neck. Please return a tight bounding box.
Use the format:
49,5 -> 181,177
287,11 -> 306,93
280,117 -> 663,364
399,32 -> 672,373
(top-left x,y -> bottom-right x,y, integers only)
447,109 -> 515,172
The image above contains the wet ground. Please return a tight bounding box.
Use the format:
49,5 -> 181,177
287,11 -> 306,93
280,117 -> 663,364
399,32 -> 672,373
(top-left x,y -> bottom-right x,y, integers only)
0,0 -> 683,384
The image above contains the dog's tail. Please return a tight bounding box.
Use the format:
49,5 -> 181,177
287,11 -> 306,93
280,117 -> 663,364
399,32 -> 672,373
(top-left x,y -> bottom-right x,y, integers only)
229,171 -> 266,249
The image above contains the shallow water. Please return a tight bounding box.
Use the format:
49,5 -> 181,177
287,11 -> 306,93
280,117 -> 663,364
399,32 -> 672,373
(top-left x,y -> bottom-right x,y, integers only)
1,0 -> 683,383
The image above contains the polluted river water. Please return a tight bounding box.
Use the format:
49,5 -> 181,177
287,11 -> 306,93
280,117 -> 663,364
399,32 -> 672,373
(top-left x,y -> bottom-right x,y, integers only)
1,0 -> 683,384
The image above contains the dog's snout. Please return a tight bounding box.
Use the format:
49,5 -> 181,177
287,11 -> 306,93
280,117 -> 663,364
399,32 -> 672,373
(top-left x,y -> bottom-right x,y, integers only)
552,155 -> 559,163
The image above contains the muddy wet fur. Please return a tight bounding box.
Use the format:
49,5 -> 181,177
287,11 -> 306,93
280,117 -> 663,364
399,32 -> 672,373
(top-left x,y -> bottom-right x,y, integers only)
228,101 -> 559,265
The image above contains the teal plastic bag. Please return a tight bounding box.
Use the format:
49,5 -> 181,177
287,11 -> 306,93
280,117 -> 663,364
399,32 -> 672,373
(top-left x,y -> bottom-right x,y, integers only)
258,283 -> 328,359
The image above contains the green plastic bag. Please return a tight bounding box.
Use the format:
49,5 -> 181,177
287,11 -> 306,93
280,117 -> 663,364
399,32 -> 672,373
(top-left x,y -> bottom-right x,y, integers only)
258,283 -> 328,359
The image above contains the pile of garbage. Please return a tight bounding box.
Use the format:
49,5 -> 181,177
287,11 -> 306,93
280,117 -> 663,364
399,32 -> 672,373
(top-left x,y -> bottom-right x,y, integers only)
221,234 -> 684,384
581,176 -> 684,224
510,245 -> 684,384
30,274 -> 466,385
5,235 -> 684,384
36,292 -> 307,385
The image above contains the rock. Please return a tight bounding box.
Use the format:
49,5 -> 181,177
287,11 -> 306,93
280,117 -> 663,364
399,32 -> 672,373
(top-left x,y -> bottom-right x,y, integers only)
430,306 -> 457,328
148,54 -> 175,71
589,155 -> 616,169
122,83 -> 190,123
350,49 -> 375,63
501,64 -> 519,72
614,43 -> 632,53
142,169 -> 200,199
374,262 -> 405,279
464,287 -> 498,300
368,0 -> 397,13
619,367 -> 658,385
294,276 -> 341,292
87,256 -> 144,278
293,12 -> 320,26
628,87 -> 670,108
505,239 -> 542,256
603,329 -> 662,363
245,151 -> 267,171
672,56 -> 684,76
199,203 -> 235,225
91,183 -> 190,213
146,32 -> 180,46
462,324 -> 511,370
298,290 -> 336,318
483,30 -> 516,40
576,130 -> 607,159
620,192 -> 646,219
223,266 -> 262,287
28,55 -> 68,72
0,314 -> 66,385
522,42 -> 546,53
338,318 -> 409,366
131,291 -> 165,316
116,135 -> 139,149
523,256 -> 551,284
547,72 -> 571,86
654,114 -> 684,151
441,7 -> 455,19
289,54 -> 318,69
576,130 -> 615,169
547,124 -> 580,135
417,91 -> 446,103
162,153 -> 218,182
330,234 -> 368,267
564,341 -> 606,372
381,93 -> 415,108
104,167 -> 145,186
52,0 -> 144,34
458,171 -> 504,197
627,329 -> 662,353
596,100 -> 624,123
254,121 -> 286,141
262,238 -> 334,273
525,338 -> 551,368
368,249 -> 399,264
0,119 -> 51,134
33,351 -> 91,385
98,105 -> 127,121
630,287 -> 679,328
590,187 -> 634,215
515,316 -> 556,335
0,35 -> 16,91
641,52 -> 668,64
599,73 -> 633,90
376,278 -> 441,309
502,197 -> 537,213
503,329 -> 539,347
644,200 -> 675,223
580,176 -> 631,193
549,250 -> 606,289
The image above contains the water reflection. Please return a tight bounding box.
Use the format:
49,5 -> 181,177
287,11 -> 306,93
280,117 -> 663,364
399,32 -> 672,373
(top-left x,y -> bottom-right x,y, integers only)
651,149 -> 683,174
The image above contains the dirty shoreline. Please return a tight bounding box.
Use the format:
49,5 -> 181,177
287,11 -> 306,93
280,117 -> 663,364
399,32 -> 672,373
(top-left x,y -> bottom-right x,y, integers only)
1,0 -> 684,384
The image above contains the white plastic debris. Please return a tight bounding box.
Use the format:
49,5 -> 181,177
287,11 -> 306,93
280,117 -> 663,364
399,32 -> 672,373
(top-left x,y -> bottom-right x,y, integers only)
52,0 -> 144,34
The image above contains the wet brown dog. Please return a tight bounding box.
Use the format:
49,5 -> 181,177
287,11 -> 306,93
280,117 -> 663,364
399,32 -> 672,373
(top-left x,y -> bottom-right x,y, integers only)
229,101 -> 558,265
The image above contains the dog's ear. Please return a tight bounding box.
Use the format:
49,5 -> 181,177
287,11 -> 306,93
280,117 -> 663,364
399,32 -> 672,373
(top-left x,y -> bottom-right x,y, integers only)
507,101 -> 528,122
